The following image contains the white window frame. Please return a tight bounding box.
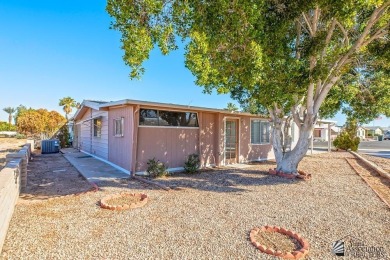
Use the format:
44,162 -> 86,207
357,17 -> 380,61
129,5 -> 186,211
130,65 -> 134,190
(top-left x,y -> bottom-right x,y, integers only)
250,119 -> 271,145
114,117 -> 124,137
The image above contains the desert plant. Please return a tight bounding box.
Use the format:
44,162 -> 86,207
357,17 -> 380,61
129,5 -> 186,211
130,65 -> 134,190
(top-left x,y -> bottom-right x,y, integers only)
184,154 -> 200,173
57,124 -> 70,148
3,107 -> 16,125
146,158 -> 168,178
333,119 -> 360,151
15,133 -> 26,139
333,132 -> 360,151
59,97 -> 77,121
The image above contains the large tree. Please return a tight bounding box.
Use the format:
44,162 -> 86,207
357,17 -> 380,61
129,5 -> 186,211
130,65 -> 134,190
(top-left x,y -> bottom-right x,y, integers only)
3,107 -> 16,126
107,0 -> 390,173
59,97 -> 77,120
17,108 -> 66,139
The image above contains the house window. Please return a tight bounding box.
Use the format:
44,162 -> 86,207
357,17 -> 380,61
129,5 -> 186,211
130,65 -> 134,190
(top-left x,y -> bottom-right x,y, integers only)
114,117 -> 124,137
93,118 -> 102,137
251,120 -> 270,144
139,109 -> 199,127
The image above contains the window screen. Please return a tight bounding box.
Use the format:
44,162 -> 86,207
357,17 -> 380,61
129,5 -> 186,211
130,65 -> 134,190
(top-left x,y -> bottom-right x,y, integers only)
251,120 -> 270,144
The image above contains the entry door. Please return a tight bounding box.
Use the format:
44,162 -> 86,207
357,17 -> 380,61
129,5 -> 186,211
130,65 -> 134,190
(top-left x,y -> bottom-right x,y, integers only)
225,119 -> 238,164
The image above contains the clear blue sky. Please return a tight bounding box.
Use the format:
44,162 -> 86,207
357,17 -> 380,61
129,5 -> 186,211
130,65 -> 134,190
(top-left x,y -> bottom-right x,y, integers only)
1,0 -> 389,128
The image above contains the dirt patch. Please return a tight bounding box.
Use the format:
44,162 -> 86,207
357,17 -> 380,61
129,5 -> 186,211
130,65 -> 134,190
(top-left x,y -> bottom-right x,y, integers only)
254,230 -> 301,253
0,138 -> 27,169
346,157 -> 390,206
19,151 -> 93,202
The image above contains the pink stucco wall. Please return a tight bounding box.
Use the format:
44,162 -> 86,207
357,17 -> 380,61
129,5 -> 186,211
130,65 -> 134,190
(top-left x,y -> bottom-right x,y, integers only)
199,112 -> 218,167
108,106 -> 134,171
136,127 -> 199,171
239,117 -> 274,162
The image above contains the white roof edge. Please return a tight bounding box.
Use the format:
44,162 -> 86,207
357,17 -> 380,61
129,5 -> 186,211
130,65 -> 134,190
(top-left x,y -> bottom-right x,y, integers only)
317,119 -> 337,124
73,100 -> 108,120
99,99 -> 268,118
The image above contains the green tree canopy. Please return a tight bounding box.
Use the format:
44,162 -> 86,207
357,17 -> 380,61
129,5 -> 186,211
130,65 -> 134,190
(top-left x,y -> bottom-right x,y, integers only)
107,0 -> 390,173
17,108 -> 66,139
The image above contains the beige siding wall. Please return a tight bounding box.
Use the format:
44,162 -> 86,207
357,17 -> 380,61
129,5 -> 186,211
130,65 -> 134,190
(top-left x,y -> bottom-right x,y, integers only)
91,110 -> 109,160
79,108 -> 92,153
136,127 -> 199,171
199,112 -> 217,166
77,108 -> 109,160
108,106 -> 133,171
239,116 -> 274,162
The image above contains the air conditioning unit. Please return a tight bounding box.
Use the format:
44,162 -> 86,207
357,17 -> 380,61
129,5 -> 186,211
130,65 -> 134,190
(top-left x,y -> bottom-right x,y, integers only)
41,139 -> 60,154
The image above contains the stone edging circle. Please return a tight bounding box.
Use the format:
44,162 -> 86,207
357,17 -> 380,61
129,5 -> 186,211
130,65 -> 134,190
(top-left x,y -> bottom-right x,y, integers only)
100,192 -> 148,211
249,226 -> 309,259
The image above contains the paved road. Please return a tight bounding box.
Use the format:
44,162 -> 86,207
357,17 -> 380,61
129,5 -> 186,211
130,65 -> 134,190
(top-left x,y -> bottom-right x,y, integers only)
313,140 -> 390,159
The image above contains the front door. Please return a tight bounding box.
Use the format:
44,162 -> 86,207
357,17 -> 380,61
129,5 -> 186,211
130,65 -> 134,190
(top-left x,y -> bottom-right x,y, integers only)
225,119 -> 238,164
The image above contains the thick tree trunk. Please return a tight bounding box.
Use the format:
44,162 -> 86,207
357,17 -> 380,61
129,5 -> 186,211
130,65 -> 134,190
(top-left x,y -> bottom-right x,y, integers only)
272,123 -> 312,174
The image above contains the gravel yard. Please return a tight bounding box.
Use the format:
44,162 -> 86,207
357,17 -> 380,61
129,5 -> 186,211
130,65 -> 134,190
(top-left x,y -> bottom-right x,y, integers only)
0,138 -> 26,170
2,152 -> 389,259
360,154 -> 390,173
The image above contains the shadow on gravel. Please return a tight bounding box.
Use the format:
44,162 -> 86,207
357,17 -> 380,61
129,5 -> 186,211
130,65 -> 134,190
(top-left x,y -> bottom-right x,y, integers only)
137,167 -> 301,193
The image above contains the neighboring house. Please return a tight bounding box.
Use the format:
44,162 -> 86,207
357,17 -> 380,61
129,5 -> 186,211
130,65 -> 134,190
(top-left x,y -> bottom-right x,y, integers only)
73,99 -> 300,175
356,126 -> 366,140
363,126 -> 384,137
313,120 -> 337,141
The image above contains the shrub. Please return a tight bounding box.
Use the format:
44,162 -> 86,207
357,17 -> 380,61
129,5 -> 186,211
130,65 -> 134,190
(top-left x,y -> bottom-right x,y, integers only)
0,121 -> 17,131
333,132 -> 360,151
184,154 -> 200,173
57,125 -> 70,148
333,119 -> 360,151
15,133 -> 26,139
146,158 -> 168,178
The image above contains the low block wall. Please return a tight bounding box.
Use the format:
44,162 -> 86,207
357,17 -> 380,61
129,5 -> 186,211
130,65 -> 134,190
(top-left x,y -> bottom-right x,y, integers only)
0,142 -> 32,253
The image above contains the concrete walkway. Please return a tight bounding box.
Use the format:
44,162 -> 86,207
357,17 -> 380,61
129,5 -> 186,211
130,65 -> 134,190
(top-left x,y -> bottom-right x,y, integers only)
61,148 -> 129,184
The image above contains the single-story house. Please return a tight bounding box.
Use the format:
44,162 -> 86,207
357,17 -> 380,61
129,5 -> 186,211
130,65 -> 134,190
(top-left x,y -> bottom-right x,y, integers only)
73,99 -> 299,175
312,120 -> 338,142
363,126 -> 384,137
356,126 -> 366,140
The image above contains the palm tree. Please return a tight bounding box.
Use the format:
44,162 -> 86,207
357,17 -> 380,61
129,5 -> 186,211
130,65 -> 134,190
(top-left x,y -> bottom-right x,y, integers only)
224,102 -> 239,112
3,107 -> 16,125
59,97 -> 77,120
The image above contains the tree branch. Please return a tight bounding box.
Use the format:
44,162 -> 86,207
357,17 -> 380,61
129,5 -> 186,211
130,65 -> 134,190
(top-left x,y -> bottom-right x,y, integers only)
302,12 -> 314,36
314,79 -> 322,101
307,82 -> 314,116
322,18 -> 337,59
313,76 -> 341,114
323,2 -> 389,87
335,19 -> 349,46
312,7 -> 320,33
295,20 -> 302,59
361,22 -> 389,48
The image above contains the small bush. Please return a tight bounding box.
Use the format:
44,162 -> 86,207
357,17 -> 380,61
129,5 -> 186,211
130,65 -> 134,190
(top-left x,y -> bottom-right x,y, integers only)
15,133 -> 26,139
146,158 -> 168,178
333,132 -> 360,151
184,154 -> 200,173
